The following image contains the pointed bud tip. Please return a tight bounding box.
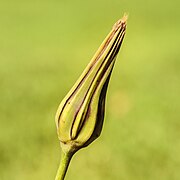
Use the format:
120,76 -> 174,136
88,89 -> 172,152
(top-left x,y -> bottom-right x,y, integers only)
121,13 -> 128,23
113,14 -> 128,31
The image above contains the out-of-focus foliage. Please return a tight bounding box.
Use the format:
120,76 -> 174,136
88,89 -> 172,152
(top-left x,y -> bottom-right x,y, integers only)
0,0 -> 180,179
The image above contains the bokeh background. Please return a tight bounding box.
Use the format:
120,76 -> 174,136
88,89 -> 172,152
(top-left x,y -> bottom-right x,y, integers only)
0,0 -> 180,179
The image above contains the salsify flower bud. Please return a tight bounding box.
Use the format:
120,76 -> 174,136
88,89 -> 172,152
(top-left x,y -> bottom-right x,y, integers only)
55,16 -> 127,180
55,17 -> 127,156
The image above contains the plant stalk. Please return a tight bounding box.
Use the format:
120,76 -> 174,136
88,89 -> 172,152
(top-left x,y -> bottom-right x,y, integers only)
55,150 -> 73,180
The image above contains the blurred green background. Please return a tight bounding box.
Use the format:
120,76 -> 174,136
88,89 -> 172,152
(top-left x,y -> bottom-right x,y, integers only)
0,0 -> 180,179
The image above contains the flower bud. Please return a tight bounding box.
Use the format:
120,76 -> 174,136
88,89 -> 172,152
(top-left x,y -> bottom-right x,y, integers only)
55,17 -> 127,154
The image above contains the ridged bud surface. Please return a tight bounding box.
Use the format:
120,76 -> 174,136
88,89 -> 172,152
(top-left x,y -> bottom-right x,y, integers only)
55,17 -> 127,153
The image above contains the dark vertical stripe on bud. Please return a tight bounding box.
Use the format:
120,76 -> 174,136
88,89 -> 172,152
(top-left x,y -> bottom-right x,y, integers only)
83,71 -> 112,147
70,24 -> 126,140
69,28 -> 124,139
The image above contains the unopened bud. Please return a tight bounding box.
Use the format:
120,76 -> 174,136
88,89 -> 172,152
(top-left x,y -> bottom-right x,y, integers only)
55,17 -> 126,154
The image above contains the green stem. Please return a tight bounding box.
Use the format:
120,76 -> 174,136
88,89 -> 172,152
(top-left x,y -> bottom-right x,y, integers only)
55,151 -> 73,180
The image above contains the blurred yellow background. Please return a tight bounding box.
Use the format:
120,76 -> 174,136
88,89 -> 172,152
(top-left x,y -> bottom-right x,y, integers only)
0,0 -> 180,179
